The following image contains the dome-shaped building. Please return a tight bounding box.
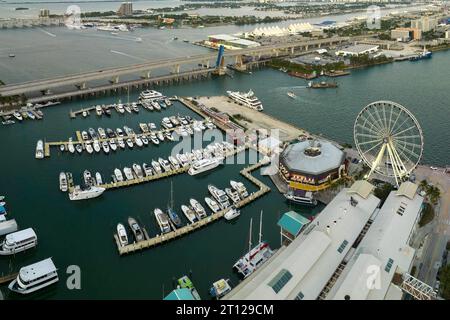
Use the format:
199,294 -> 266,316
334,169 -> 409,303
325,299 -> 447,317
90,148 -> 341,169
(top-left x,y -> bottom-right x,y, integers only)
279,139 -> 347,191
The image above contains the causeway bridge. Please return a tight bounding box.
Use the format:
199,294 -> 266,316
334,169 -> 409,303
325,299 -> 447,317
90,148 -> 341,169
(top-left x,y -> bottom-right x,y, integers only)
0,36 -> 350,100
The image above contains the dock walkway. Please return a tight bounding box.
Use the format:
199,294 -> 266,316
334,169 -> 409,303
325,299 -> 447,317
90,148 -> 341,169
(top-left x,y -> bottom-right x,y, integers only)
114,157 -> 271,255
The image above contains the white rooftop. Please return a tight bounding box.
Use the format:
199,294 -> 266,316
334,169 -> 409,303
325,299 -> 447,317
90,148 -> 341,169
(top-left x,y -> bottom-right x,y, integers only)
209,34 -> 238,41
280,139 -> 345,175
5,228 -> 36,243
19,258 -> 57,282
327,181 -> 423,300
225,182 -> 380,300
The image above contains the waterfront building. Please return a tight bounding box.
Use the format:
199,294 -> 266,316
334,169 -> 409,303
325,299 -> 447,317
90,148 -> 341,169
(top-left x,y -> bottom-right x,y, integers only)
224,180 -> 381,300
249,23 -> 314,38
117,2 -> 133,17
278,139 -> 346,192
325,181 -> 424,300
164,288 -> 197,300
39,9 -> 50,18
391,27 -> 422,41
206,34 -> 261,50
335,44 -> 379,57
257,136 -> 283,156
277,211 -> 311,245
411,16 -> 438,33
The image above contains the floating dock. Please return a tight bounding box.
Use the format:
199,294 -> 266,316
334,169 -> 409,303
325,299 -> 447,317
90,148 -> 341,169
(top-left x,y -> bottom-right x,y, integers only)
114,157 -> 271,255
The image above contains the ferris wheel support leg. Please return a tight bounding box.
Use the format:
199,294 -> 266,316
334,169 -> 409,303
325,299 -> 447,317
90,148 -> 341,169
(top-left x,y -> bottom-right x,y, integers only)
367,143 -> 387,180
389,140 -> 408,179
386,143 -> 401,187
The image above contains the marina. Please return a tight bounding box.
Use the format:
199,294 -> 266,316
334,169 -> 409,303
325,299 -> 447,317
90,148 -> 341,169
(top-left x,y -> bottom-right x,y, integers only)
113,157 -> 271,255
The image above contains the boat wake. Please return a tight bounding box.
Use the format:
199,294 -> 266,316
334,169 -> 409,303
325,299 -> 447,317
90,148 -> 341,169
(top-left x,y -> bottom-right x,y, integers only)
110,50 -> 147,62
37,28 -> 56,37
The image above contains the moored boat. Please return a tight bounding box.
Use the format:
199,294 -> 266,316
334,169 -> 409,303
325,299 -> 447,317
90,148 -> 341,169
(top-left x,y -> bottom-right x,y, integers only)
190,198 -> 207,219
154,208 -> 171,234
116,223 -> 128,246
128,217 -> 144,242
181,205 -> 197,224
59,172 -> 68,192
8,258 -> 58,294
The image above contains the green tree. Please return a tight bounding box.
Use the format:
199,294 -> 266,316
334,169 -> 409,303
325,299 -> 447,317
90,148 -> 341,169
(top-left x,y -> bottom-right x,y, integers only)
439,265 -> 450,299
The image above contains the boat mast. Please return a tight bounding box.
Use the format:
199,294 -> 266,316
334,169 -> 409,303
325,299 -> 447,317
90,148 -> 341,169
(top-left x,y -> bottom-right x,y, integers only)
248,218 -> 253,253
259,210 -> 263,245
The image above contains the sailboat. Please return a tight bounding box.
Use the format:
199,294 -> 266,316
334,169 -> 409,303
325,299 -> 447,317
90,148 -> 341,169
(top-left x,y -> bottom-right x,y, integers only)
167,181 -> 182,228
232,211 -> 274,279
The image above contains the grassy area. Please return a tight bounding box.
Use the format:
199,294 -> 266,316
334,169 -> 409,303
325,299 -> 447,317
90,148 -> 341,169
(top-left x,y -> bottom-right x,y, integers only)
232,114 -> 253,123
268,58 -> 345,74
418,203 -> 435,228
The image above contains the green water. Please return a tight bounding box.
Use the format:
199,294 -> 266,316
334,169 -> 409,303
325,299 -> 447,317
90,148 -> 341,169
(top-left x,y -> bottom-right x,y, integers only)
0,50 -> 449,299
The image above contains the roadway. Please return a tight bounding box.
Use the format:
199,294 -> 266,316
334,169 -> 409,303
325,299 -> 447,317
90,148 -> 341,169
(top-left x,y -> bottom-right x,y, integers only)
0,37 -> 349,97
414,165 -> 450,288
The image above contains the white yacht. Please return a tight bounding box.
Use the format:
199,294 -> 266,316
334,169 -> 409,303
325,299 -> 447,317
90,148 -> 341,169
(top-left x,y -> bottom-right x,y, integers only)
35,140 -> 44,159
161,117 -> 173,129
176,153 -> 190,167
123,167 -> 134,180
98,127 -> 107,139
116,103 -> 125,114
188,157 -> 222,176
158,158 -> 171,172
95,172 -> 103,185
126,138 -> 134,148
225,188 -> 240,204
59,172 -> 68,192
135,136 -> 144,147
190,198 -> 207,219
83,170 -> 93,186
204,197 -> 220,213
128,217 -> 144,242
181,205 -> 197,224
69,185 -> 105,201
140,90 -> 164,100
224,207 -> 240,221
85,143 -> 94,154
102,141 -> 110,154
208,184 -> 230,208
154,208 -> 171,234
0,228 -> 37,255
8,258 -> 58,294
168,156 -> 180,170
226,89 -> 263,111
151,160 -> 162,174
116,223 -> 128,247
117,137 -> 126,149
93,140 -> 101,153
114,168 -> 124,182
142,163 -> 153,177
230,180 -> 249,198
132,163 -> 144,179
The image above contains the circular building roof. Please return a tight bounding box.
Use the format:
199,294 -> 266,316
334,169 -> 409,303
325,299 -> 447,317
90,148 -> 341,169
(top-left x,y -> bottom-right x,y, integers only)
280,140 -> 345,176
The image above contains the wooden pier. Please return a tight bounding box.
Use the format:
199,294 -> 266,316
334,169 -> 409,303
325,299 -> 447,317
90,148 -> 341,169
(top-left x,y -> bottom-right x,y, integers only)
0,272 -> 18,285
114,157 -> 271,255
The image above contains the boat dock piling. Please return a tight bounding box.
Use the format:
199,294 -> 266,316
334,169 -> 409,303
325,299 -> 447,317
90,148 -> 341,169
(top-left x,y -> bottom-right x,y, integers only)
114,157 -> 271,255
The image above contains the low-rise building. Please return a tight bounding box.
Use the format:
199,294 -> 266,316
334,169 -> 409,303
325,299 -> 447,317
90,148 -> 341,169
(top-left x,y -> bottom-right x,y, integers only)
335,44 -> 379,57
205,34 -> 260,50
391,27 -> 422,41
326,181 -> 424,300
224,180 -> 380,300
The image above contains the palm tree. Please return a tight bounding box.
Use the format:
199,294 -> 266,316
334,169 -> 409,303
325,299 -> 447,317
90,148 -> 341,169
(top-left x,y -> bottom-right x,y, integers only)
419,179 -> 428,190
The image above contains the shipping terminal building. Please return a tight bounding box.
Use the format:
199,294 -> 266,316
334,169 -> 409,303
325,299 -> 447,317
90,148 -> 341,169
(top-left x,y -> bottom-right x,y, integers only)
224,180 -> 425,300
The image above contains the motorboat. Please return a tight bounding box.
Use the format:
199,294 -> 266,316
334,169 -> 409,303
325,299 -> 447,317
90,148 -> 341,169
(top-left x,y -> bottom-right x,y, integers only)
152,100 -> 161,111
59,172 -> 68,192
114,168 -> 124,182
154,208 -> 171,234
168,156 -> 180,170
140,90 -> 164,100
209,279 -> 232,299
116,103 -> 125,114
181,205 -> 197,224
167,207 -> 182,228
109,139 -> 117,151
116,223 -> 128,247
59,144 -> 65,152
139,123 -> 149,133
128,217 -> 144,242
135,136 -> 144,147
98,127 -> 107,139
141,136 -> 149,146
117,138 -> 126,149
35,140 -> 44,159
83,170 -> 93,186
85,143 -> 94,154
95,172 -> 103,185
151,160 -> 162,174
67,138 -> 75,154
81,131 -> 89,141
158,158 -> 171,172
69,185 -> 105,201
161,117 -> 173,129
132,163 -> 144,179
188,158 -> 222,176
93,141 -> 101,153
13,111 -> 23,121
8,258 -> 58,294
88,128 -> 98,140
75,144 -> 83,154
230,180 -> 248,198
224,207 -> 240,221
148,123 -> 157,130
116,128 -> 125,137
157,131 -> 165,141
102,141 -> 110,154
95,105 -> 103,116
225,188 -> 240,204
106,128 -> 116,138
131,102 -> 139,113
176,153 -> 189,167
124,104 -> 132,114
126,138 -> 134,148
150,135 -> 160,145
142,163 -> 153,177
165,131 -> 174,141
123,167 -> 134,180
164,98 -> 172,106
190,198 -> 207,219
208,184 -> 230,208
204,197 -> 220,213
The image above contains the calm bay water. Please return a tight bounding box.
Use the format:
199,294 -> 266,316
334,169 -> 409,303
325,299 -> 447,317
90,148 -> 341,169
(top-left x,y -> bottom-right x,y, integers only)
0,11 -> 449,299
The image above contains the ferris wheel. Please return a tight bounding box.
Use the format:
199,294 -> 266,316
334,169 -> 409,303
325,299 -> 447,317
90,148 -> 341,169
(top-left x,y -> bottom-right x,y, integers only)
354,101 -> 424,186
